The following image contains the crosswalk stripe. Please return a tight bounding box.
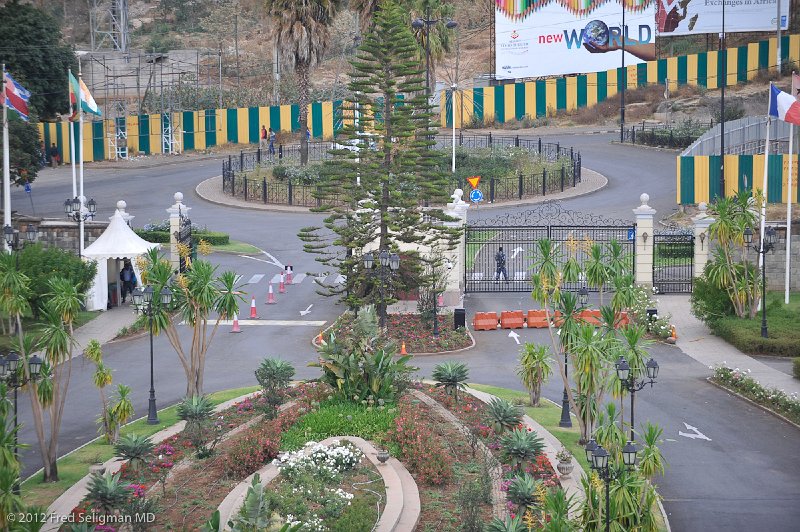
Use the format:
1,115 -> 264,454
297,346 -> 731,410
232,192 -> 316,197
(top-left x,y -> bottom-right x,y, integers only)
292,273 -> 307,284
246,274 -> 264,284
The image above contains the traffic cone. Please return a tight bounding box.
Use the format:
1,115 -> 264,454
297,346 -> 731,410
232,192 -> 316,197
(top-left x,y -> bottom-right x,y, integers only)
249,296 -> 259,319
670,325 -> 677,340
400,342 -> 407,355
316,332 -> 323,345
286,265 -> 293,285
266,284 -> 276,304
279,273 -> 286,293
437,294 -> 444,306
230,313 -> 242,333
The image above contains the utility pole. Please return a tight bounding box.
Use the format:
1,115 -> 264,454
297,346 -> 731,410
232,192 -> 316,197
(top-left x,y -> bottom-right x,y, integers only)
218,43 -> 223,109
234,9 -> 240,88
619,2 -> 626,143
776,0 -> 782,74
720,1 -> 726,198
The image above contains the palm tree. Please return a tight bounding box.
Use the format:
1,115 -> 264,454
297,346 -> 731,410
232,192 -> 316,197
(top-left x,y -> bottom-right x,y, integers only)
265,0 -> 344,165
584,243 -> 610,306
85,339 -> 114,442
109,384 -> 134,442
517,343 -> 553,407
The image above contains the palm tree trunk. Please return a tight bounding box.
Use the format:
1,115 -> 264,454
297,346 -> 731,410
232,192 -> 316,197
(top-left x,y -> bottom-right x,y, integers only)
297,61 -> 310,166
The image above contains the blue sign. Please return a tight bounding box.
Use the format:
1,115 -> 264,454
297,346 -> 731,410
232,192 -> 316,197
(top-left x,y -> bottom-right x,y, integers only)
469,189 -> 484,203
24,183 -> 31,194
627,228 -> 635,241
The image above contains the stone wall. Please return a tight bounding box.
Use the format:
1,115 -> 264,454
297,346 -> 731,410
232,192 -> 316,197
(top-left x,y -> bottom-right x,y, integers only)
13,216 -> 108,255
764,224 -> 800,292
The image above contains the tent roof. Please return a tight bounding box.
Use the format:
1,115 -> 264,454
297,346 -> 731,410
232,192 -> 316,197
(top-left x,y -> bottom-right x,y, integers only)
83,210 -> 159,260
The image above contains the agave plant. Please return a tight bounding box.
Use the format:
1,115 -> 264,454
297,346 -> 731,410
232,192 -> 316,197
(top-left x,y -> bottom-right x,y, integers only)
500,428 -> 545,471
177,395 -> 215,447
484,515 -> 527,532
485,398 -> 523,434
432,361 -> 469,402
86,472 -> 129,514
506,472 -> 544,513
114,433 -> 154,472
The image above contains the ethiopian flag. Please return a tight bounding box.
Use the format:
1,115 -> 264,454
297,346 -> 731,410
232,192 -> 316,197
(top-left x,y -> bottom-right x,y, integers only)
68,70 -> 101,117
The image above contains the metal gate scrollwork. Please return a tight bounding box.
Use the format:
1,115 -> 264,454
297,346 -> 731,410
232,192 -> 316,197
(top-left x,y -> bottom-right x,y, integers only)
652,228 -> 694,294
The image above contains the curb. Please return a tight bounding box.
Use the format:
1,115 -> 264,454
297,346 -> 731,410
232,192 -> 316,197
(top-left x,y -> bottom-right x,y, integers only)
706,377 -> 800,431
195,175 -> 312,213
609,141 -> 682,153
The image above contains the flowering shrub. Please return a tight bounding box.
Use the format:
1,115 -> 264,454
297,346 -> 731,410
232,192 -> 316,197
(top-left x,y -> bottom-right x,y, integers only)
387,396 -> 454,485
712,364 -> 800,424
278,441 -> 362,482
628,284 -> 672,339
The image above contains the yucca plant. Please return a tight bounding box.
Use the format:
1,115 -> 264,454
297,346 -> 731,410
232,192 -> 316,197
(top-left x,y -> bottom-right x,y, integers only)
517,343 -> 553,407
432,361 -> 469,402
114,433 -> 154,472
542,488 -> 576,532
506,472 -> 544,513
86,472 -> 129,514
177,395 -> 215,448
637,422 -> 666,479
254,358 -> 295,419
485,398 -> 523,434
484,515 -> 527,532
500,428 -> 545,471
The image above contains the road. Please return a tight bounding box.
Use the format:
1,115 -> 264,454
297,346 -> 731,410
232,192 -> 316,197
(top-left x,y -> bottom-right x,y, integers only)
11,135 -> 800,532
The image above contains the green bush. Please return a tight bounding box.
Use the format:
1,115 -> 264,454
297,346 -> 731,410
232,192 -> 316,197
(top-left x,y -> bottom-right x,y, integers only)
710,314 -> 799,357
794,358 -> 800,380
280,402 -> 396,451
690,272 -> 735,325
132,229 -> 230,246
327,496 -> 378,532
254,358 -> 295,419
17,243 -> 97,316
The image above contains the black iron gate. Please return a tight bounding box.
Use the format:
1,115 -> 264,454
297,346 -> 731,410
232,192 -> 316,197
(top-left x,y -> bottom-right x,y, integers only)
464,202 -> 636,293
175,211 -> 193,273
652,230 -> 694,293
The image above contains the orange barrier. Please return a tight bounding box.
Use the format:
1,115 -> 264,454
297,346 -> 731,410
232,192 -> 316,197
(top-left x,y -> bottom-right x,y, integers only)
526,310 -> 549,328
500,310 -> 525,329
472,312 -> 499,331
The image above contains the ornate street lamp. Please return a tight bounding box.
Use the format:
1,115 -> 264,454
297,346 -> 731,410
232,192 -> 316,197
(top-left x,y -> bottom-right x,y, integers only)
364,250 -> 400,329
744,226 -> 777,338
133,284 -> 173,424
615,355 -> 659,441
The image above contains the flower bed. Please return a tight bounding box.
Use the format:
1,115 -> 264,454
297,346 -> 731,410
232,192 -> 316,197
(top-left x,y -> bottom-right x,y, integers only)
711,365 -> 800,425
256,440 -> 382,531
329,311 -> 472,353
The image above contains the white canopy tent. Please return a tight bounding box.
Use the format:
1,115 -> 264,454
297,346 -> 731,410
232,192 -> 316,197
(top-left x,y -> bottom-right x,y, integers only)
83,205 -> 159,311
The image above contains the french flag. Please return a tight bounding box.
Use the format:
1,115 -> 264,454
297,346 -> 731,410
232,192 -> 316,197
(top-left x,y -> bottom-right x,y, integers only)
769,83 -> 800,126
3,71 -> 31,121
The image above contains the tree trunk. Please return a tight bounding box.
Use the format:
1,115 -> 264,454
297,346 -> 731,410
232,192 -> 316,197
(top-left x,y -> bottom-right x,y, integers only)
297,62 -> 310,166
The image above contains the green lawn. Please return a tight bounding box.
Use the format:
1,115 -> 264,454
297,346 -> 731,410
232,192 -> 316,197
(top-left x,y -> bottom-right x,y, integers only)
0,310 -> 100,353
21,385 -> 259,509
468,384 -> 589,472
212,240 -> 261,254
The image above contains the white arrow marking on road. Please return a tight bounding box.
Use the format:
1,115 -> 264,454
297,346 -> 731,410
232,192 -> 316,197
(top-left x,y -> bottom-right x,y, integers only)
678,422 -> 712,441
300,304 -> 313,316
511,247 -> 524,259
238,250 -> 285,269
508,331 -> 520,345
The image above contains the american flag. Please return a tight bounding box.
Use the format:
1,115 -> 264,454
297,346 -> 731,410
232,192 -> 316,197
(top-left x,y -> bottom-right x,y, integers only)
3,70 -> 31,121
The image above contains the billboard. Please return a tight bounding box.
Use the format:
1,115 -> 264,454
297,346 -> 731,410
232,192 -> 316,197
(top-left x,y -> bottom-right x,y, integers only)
656,0 -> 790,36
495,0 -> 656,80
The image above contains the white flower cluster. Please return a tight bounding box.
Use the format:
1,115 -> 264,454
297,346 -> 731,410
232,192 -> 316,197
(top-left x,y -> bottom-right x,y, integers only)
329,487 -> 354,502
278,440 -> 362,478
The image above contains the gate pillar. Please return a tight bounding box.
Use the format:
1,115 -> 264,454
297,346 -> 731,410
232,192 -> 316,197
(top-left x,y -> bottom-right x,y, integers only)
167,192 -> 191,273
444,189 -> 469,305
692,202 -> 714,278
633,193 -> 656,287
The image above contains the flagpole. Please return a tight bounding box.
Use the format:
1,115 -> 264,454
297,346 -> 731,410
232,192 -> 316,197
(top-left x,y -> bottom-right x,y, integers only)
69,69 -> 76,198
786,121 -> 794,305
78,64 -> 85,258
2,64 -> 11,252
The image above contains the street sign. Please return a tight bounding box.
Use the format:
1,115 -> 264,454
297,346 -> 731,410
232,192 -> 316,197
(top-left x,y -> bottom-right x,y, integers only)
627,228 -> 636,241
469,189 -> 484,203
24,183 -> 31,193
467,176 -> 481,189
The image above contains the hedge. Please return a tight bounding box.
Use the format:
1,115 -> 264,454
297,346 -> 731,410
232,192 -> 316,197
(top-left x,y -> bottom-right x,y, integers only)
133,229 -> 230,246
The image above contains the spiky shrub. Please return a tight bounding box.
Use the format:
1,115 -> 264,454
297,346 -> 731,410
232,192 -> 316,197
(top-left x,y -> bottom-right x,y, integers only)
432,361 -> 469,402
177,395 -> 215,449
255,358 -> 295,419
485,398 -> 523,434
484,515 -> 527,532
500,428 -> 545,471
506,472 -> 544,513
86,472 -> 129,514
113,433 -> 153,472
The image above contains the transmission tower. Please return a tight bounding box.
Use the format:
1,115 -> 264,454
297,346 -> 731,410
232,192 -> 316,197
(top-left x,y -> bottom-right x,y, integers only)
90,0 -> 130,53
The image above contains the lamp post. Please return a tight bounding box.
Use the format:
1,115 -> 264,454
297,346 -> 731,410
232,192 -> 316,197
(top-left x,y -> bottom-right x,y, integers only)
615,355 -> 659,441
411,11 -> 458,101
363,250 -> 400,329
132,284 -> 173,424
744,226 -> 777,338
559,286 -> 589,428
620,0 -> 626,143
64,196 -> 97,258
585,438 -> 638,532
4,223 -> 39,262
0,351 -> 44,494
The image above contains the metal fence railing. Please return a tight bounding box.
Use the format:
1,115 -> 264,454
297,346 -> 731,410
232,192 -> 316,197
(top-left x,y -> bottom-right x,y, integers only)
222,135 -> 581,207
681,115 -> 795,156
621,120 -> 712,150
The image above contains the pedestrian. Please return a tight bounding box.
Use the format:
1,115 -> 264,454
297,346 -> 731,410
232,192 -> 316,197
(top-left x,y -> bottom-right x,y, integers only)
39,141 -> 47,167
49,143 -> 60,167
260,125 -> 268,150
268,127 -> 276,161
306,127 -> 311,142
494,246 -> 508,282
119,261 -> 136,303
